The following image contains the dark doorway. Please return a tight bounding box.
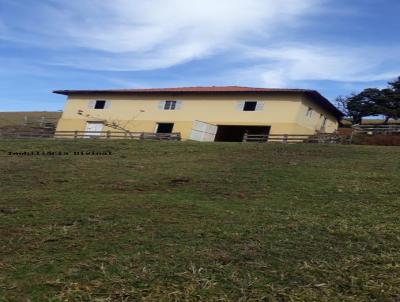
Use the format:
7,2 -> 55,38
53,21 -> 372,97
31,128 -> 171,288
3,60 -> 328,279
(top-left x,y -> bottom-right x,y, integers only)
156,123 -> 174,133
215,125 -> 270,142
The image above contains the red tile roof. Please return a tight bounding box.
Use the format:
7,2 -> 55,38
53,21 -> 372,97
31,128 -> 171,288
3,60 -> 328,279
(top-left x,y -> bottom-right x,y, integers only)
53,86 -> 343,118
54,86 -> 312,94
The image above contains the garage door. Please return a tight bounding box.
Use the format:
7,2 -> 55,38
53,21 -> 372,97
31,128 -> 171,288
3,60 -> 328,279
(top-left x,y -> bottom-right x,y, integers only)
189,120 -> 218,142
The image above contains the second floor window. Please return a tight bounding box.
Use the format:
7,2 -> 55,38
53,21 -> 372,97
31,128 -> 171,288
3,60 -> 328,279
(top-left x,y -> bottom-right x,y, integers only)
236,101 -> 265,111
243,101 -> 257,111
94,100 -> 106,109
88,100 -> 110,110
158,100 -> 182,110
164,100 -> 177,110
306,107 -> 313,117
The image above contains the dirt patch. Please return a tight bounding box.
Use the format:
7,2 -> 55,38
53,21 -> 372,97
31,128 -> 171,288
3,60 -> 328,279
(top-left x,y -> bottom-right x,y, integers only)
0,207 -> 18,214
170,177 -> 191,185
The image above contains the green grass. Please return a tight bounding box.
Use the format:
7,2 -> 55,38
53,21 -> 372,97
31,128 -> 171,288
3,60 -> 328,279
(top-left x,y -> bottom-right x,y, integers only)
1,140 -> 400,301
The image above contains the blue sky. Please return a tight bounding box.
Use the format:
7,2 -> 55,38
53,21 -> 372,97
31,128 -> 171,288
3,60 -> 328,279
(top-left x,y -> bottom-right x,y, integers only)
0,0 -> 399,111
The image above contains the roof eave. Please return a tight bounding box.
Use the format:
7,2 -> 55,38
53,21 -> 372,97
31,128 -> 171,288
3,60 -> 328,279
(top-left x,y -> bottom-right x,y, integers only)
305,91 -> 344,119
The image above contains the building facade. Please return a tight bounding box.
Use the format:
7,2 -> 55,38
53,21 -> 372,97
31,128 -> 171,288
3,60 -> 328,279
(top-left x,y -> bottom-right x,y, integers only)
54,86 -> 343,142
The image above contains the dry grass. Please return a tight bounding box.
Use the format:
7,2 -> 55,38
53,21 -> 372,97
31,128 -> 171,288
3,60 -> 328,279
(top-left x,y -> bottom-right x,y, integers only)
0,112 -> 61,128
352,133 -> 400,146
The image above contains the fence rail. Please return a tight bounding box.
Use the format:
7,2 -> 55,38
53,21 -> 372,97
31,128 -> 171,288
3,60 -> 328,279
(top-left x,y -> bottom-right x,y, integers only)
352,124 -> 400,134
0,130 -> 340,143
0,130 -> 182,141
243,133 -> 342,144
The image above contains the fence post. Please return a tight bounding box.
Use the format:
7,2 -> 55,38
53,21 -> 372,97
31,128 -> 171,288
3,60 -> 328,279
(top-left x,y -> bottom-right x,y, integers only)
74,131 -> 78,139
243,133 -> 248,142
24,116 -> 28,126
349,130 -> 354,145
283,134 -> 288,144
106,131 -> 111,139
140,132 -> 144,140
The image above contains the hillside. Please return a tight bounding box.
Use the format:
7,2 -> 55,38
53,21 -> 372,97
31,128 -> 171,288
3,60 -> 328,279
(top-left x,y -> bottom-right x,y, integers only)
1,140 -> 400,301
0,111 -> 62,128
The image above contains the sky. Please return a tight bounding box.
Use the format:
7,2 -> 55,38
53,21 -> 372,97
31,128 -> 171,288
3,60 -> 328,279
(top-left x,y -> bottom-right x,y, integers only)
0,0 -> 399,111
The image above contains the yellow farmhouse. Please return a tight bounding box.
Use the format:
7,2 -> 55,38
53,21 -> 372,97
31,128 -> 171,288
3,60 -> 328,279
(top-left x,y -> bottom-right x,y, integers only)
54,86 -> 343,142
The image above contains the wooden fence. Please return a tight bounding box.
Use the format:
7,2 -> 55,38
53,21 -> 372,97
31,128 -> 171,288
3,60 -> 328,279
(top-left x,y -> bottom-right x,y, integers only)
352,124 -> 400,135
242,133 -> 342,144
1,130 -> 342,143
0,130 -> 182,141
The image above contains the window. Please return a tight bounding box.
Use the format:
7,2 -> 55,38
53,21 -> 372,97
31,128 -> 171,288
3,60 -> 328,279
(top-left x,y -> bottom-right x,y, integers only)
306,107 -> 313,117
88,100 -> 109,110
164,100 -> 176,110
237,101 -> 264,111
243,101 -> 257,111
158,100 -> 182,110
322,117 -> 328,128
94,100 -> 106,109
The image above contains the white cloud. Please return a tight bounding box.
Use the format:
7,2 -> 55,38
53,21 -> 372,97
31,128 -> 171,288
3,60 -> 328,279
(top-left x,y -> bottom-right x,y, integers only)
1,0 -> 399,88
234,45 -> 400,87
39,0 -> 319,52
1,0 -> 320,70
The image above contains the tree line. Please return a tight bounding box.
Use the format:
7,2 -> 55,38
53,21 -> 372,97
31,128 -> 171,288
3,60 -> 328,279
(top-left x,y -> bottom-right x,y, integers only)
336,77 -> 400,124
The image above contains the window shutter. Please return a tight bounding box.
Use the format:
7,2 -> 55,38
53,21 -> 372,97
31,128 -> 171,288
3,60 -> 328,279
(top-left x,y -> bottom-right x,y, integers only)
256,102 -> 265,111
104,101 -> 111,109
175,100 -> 182,110
236,101 -> 245,111
88,100 -> 96,109
158,101 -> 165,110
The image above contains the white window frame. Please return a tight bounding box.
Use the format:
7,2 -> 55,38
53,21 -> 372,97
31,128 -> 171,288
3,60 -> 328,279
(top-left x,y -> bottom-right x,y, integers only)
306,107 -> 313,118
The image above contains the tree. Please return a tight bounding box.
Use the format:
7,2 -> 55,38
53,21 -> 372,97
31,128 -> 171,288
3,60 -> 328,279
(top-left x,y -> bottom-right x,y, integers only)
337,77 -> 400,125
76,109 -> 146,136
337,89 -> 381,124
376,77 -> 400,123
389,76 -> 400,91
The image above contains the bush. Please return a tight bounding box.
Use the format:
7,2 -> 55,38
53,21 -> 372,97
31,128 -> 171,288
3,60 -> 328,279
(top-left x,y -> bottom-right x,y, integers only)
352,133 -> 400,146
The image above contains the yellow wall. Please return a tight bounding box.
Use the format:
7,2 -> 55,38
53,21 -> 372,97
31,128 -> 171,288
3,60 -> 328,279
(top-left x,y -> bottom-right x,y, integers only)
296,95 -> 339,134
56,92 -> 339,139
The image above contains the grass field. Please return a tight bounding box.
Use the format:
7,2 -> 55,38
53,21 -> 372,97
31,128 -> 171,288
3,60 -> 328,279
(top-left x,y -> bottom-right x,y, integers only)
1,140 -> 400,301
